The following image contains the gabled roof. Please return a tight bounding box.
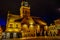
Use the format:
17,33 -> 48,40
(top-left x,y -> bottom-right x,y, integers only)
15,16 -> 47,25
21,17 -> 34,24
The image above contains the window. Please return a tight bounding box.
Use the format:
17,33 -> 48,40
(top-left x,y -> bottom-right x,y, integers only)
9,24 -> 13,28
16,24 -> 18,28
23,10 -> 27,15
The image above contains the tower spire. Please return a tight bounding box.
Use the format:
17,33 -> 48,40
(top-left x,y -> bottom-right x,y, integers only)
20,0 -> 30,18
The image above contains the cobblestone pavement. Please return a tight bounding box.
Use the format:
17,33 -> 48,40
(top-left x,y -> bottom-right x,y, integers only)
1,36 -> 60,40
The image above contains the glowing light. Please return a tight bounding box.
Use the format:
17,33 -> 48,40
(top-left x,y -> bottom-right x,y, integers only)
8,29 -> 13,32
29,22 -> 33,24
37,25 -> 40,28
56,8 -> 60,13
30,24 -> 33,28
36,25 -> 40,33
44,26 -> 48,30
29,19 -> 34,25
14,29 -> 19,32
23,24 -> 28,31
23,24 -> 28,28
29,24 -> 34,31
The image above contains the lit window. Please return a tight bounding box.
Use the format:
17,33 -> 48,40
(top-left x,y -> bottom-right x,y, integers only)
9,24 -> 13,28
16,24 -> 18,28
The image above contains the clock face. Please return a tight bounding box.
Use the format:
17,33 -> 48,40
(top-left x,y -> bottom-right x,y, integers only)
24,2 -> 28,6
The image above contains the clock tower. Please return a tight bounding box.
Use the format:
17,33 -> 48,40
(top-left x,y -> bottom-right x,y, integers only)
20,0 -> 30,18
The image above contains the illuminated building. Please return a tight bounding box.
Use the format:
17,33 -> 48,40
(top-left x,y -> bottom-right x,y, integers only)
5,12 -> 21,38
6,0 -> 47,37
54,19 -> 60,29
48,24 -> 58,36
0,26 -> 2,39
15,0 -> 47,37
54,19 -> 60,36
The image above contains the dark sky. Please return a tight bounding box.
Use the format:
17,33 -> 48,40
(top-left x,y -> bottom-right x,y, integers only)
0,0 -> 60,26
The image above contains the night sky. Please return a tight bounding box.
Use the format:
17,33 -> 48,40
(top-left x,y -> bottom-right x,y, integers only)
0,0 -> 60,26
